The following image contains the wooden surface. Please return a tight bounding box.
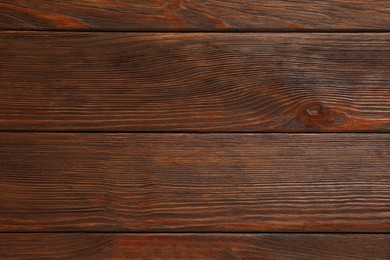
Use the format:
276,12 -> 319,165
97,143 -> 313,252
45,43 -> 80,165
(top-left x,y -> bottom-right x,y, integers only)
1,32 -> 389,132
1,1 -> 389,258
1,133 -> 388,232
0,1 -> 389,31
0,234 -> 389,259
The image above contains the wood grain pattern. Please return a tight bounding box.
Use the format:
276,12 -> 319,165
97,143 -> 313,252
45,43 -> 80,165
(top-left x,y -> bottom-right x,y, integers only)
0,1 -> 389,31
0,133 -> 389,232
0,32 -> 389,132
0,234 -> 389,259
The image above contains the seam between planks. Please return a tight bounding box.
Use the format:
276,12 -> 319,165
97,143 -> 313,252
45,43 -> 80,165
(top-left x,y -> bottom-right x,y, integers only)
0,232 -> 389,235
0,29 -> 389,33
0,131 -> 389,134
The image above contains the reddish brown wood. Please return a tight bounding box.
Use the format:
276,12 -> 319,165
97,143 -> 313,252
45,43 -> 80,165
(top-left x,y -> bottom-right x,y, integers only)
0,234 -> 389,259
0,133 -> 388,232
0,1 -> 388,256
0,0 -> 389,30
0,32 -> 389,132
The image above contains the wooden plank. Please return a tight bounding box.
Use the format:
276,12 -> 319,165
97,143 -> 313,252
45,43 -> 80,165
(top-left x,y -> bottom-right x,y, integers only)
0,234 -> 389,259
0,32 -> 389,132
0,1 -> 389,30
0,133 -> 388,232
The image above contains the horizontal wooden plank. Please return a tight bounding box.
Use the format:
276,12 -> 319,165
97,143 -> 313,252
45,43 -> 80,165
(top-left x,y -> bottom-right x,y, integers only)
0,133 -> 388,232
0,32 -> 389,132
0,1 -> 389,30
0,234 -> 389,259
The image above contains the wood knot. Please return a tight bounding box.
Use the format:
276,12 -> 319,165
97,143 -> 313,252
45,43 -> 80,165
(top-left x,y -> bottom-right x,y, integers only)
299,102 -> 345,128
304,102 -> 329,118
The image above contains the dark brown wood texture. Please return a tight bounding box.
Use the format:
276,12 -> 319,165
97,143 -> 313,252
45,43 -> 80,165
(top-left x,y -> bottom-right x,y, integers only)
0,133 -> 388,232
0,234 -> 389,259
0,1 -> 389,31
1,32 -> 389,132
0,2 -> 389,259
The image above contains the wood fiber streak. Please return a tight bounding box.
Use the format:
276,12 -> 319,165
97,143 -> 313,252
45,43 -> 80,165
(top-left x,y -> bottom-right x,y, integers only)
0,234 -> 389,260
0,32 -> 389,132
0,133 -> 389,232
0,0 -> 389,30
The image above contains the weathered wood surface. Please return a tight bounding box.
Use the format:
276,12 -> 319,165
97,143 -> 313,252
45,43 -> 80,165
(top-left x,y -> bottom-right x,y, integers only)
0,0 -> 389,31
1,133 -> 389,232
0,234 -> 389,259
1,32 -> 389,132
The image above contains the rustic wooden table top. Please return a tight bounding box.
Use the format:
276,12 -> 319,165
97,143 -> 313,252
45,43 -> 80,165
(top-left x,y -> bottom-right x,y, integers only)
0,1 -> 389,259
